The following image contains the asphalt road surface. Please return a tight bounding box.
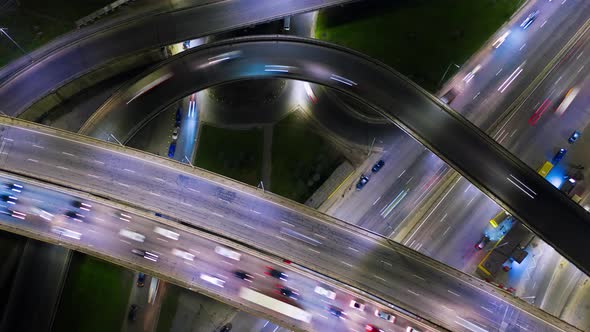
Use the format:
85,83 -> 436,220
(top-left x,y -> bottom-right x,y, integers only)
76,35 -> 590,275
0,0 -> 357,115
0,119 -> 577,331
0,173 -> 432,332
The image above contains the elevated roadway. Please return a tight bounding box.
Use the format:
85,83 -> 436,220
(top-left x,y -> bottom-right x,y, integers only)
0,172 -> 436,332
0,115 -> 578,331
0,0 -> 357,116
79,36 -> 590,277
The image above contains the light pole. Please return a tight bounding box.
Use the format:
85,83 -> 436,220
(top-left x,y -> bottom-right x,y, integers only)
0,28 -> 26,55
438,62 -> 460,88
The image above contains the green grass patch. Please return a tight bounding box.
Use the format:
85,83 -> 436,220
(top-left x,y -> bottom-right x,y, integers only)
271,113 -> 343,203
315,0 -> 521,91
0,231 -> 26,315
52,252 -> 133,332
194,125 -> 264,186
156,283 -> 183,332
0,0 -> 113,68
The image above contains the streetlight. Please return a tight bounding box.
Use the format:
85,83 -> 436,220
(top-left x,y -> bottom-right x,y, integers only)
438,62 -> 460,88
0,28 -> 26,55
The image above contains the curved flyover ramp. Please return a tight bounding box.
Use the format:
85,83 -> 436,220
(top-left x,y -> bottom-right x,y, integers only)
0,0 -> 355,116
81,36 -> 590,277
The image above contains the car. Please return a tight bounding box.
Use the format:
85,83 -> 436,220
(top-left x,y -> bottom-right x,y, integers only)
371,160 -> 385,173
314,285 -> 337,300
366,325 -> 384,332
349,299 -> 365,311
233,270 -> 253,282
120,229 -> 145,242
375,309 -> 396,323
1,194 -> 17,205
137,272 -> 146,287
406,327 -> 422,332
200,273 -> 225,287
175,107 -> 183,126
154,226 -> 180,240
328,306 -> 345,319
356,175 -> 369,190
172,127 -> 179,140
72,200 -> 91,211
277,286 -> 299,300
492,30 -> 511,49
265,267 -> 288,281
51,226 -> 81,240
172,248 -> 194,261
552,148 -> 567,164
128,304 -> 138,321
520,10 -> 539,30
168,142 -> 177,158
6,183 -> 23,193
440,88 -> 458,104
65,210 -> 85,222
182,40 -> 190,49
568,130 -> 581,144
131,248 -> 159,262
215,246 -> 241,261
475,235 -> 491,250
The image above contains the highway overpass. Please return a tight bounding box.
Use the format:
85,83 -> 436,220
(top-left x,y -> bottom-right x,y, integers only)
0,116 -> 577,332
79,36 -> 590,277
0,0 -> 358,117
0,171 -> 438,332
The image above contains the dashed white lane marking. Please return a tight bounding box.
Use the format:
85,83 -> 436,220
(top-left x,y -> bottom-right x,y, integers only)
154,177 -> 165,182
2,138 -> 13,141
57,166 -> 69,170
27,158 -> 38,163
124,168 -> 135,173
87,174 -> 100,179
480,306 -> 494,314
307,247 -> 320,254
250,209 -> 261,214
374,275 -> 386,282
578,65 -> 585,73
407,289 -> 420,296
181,202 -> 191,206
62,152 -> 75,156
519,43 -> 527,51
212,212 -> 224,218
448,290 -> 461,297
243,224 -> 256,230
314,233 -> 327,239
157,237 -> 168,243
472,91 -> 481,100
348,247 -> 359,252
94,160 -> 105,164
32,144 -> 44,149
187,187 -> 200,193
120,239 -> 131,245
341,261 -> 353,268
281,221 -> 294,227
577,50 -> 584,60
540,20 -> 547,28
496,68 -> 503,76
381,260 -> 392,266
116,182 -> 130,187
413,274 -> 425,280
149,192 -> 161,197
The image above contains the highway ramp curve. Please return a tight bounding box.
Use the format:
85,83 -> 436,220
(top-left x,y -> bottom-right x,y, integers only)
0,0 -> 357,117
81,35 -> 590,277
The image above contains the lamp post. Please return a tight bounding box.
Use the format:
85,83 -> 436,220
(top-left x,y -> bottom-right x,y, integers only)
0,28 -> 26,55
438,62 -> 460,88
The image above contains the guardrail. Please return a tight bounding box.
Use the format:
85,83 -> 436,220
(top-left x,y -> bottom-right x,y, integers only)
75,0 -> 137,28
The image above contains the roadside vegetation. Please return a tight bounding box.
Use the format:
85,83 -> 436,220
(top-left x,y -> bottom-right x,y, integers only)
271,113 -> 343,203
0,0 -> 112,68
315,0 -> 521,91
194,124 -> 264,186
53,253 -> 133,332
156,283 -> 183,332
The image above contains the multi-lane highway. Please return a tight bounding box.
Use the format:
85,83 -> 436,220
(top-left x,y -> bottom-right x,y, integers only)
77,35 -> 590,275
0,172 -> 435,332
0,117 -> 578,331
0,0 -> 357,116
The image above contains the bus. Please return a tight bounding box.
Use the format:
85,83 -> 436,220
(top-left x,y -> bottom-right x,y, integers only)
537,161 -> 554,178
239,287 -> 312,323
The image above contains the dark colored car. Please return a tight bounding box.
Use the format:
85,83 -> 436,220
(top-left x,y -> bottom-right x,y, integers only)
234,270 -> 253,282
328,306 -> 345,319
371,160 -> 385,173
131,248 -> 159,262
65,210 -> 85,222
552,148 -> 567,164
520,10 -> 539,30
440,88 -> 458,105
128,304 -> 138,321
168,142 -> 177,158
137,272 -> 146,287
265,267 -> 288,281
365,325 -> 384,332
568,130 -> 581,144
175,107 -> 183,127
6,183 -> 23,193
277,286 -> 299,300
356,175 -> 369,191
1,194 -> 17,204
475,235 -> 490,250
72,200 -> 92,211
